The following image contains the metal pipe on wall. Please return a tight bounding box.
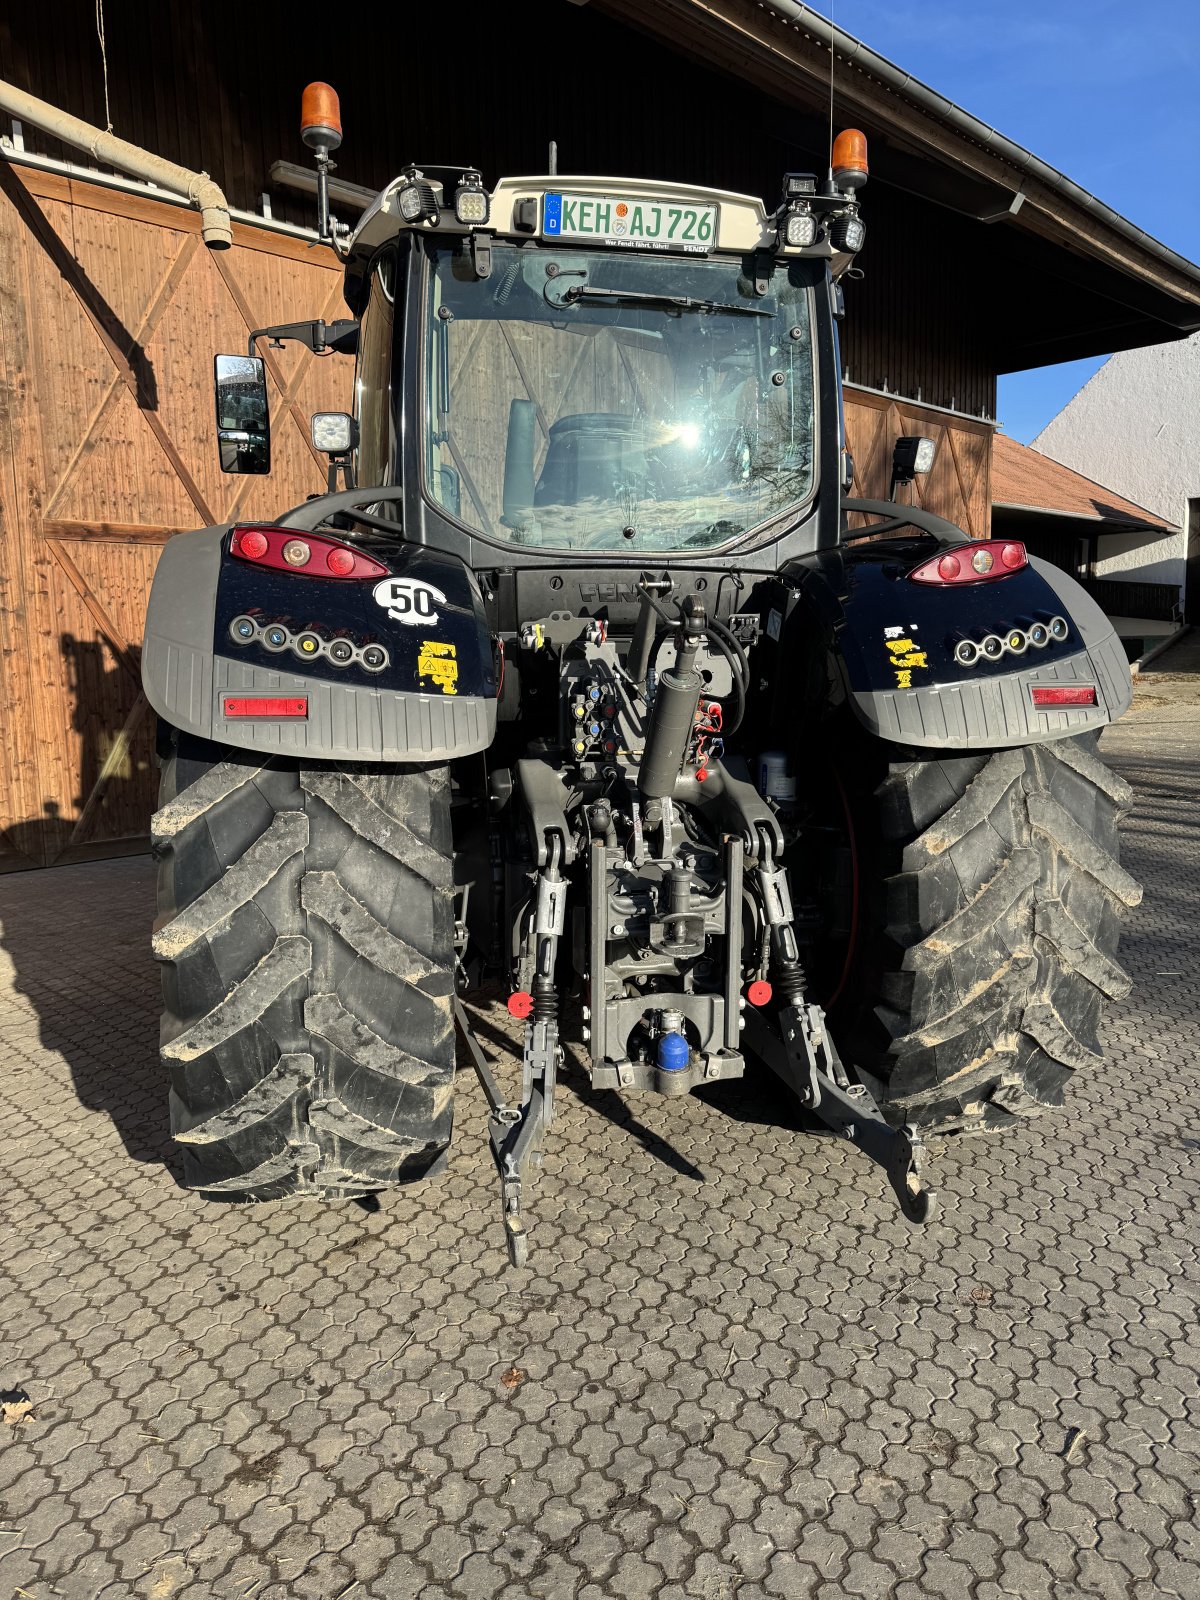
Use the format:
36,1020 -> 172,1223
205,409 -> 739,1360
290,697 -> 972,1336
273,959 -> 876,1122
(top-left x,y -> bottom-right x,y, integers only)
0,78 -> 231,248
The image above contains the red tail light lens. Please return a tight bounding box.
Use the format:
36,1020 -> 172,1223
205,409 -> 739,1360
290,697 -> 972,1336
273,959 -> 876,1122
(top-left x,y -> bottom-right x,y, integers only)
1030,685 -> 1097,707
229,525 -> 387,580
222,696 -> 309,718
236,529 -> 269,560
910,541 -> 1027,585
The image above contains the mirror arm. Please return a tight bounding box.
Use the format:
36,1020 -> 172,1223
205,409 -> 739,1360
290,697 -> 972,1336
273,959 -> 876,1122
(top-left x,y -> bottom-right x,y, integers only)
247,319 -> 359,358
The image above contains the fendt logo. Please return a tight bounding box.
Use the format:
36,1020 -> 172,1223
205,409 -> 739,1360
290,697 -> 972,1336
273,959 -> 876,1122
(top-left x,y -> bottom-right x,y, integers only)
373,577 -> 447,626
576,582 -> 645,604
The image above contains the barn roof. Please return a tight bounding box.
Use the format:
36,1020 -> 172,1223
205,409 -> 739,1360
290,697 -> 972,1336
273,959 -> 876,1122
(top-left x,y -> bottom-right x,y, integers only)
992,433 -> 1176,530
597,0 -> 1200,369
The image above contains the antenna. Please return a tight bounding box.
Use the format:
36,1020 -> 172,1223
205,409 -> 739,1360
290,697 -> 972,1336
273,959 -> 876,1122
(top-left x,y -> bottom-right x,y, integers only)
827,3 -> 836,176
548,139 -> 558,177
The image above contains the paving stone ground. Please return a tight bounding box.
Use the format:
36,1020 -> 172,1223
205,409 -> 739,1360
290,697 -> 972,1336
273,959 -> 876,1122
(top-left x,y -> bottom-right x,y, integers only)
1,659 -> 1198,1599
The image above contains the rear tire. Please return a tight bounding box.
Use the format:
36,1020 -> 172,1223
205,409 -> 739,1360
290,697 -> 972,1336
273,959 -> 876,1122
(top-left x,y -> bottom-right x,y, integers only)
856,735 -> 1141,1134
152,732 -> 455,1199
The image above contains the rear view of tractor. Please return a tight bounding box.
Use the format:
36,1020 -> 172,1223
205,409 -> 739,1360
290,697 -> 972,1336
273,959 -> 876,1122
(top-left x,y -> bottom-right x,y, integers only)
142,87 -> 1140,1262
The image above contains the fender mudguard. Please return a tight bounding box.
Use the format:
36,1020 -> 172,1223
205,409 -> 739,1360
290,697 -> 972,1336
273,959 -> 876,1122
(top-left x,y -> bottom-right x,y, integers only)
142,526 -> 498,760
777,538 -> 1131,750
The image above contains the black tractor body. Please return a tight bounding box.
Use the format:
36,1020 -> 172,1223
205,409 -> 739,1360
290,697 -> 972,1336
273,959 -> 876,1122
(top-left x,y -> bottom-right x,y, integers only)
143,143 -> 1139,1261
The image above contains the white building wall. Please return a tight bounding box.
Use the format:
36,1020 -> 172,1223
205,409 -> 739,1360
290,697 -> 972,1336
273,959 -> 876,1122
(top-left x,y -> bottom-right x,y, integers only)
1032,331 -> 1200,591
1094,529 -> 1182,584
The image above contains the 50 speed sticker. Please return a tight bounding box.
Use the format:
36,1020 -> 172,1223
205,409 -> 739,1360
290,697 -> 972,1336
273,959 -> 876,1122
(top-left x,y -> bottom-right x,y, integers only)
373,577 -> 447,626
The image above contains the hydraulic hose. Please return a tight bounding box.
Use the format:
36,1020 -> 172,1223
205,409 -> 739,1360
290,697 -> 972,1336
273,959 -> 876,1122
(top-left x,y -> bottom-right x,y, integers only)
706,614 -> 750,702
648,622 -> 748,736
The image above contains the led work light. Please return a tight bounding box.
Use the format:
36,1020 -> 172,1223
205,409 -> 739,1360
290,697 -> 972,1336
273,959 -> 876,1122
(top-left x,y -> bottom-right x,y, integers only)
398,174 -> 440,224
892,436 -> 936,482
829,213 -> 866,253
454,170 -> 490,226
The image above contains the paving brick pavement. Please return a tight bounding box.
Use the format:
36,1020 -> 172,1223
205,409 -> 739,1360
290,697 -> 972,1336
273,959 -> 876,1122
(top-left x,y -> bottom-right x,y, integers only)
0,696 -> 1197,1599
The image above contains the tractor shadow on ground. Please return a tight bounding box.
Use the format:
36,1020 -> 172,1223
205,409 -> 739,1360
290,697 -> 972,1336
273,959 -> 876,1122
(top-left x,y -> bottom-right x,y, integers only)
0,844 -> 178,1178
0,637 -> 177,1181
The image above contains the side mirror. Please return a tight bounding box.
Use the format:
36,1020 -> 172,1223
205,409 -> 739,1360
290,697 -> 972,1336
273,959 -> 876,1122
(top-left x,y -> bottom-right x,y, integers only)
214,354 -> 270,475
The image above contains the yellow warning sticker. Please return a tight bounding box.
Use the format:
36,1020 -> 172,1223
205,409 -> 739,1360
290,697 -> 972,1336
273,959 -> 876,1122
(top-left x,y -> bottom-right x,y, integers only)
418,639 -> 459,695
885,635 -> 928,689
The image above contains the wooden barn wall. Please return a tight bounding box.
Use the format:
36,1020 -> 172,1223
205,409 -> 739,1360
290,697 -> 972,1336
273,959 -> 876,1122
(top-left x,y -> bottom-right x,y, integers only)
0,0 -> 995,419
0,167 -> 350,872
843,389 -> 994,540
0,2 -> 1001,869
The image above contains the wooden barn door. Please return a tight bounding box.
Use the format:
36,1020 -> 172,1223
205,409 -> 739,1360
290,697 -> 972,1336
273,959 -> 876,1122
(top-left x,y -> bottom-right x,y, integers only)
0,165 -> 351,871
843,387 -> 994,539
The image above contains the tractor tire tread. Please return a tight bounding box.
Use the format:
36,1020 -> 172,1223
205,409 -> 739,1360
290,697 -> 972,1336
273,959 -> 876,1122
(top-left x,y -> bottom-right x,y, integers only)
154,737 -> 455,1199
875,734 -> 1138,1134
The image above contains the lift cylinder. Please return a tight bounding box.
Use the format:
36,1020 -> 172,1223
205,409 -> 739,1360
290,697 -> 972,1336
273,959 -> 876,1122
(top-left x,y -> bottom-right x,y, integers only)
639,661 -> 702,798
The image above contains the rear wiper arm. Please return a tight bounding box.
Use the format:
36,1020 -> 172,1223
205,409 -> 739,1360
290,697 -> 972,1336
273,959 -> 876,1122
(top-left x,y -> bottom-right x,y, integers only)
552,284 -> 772,318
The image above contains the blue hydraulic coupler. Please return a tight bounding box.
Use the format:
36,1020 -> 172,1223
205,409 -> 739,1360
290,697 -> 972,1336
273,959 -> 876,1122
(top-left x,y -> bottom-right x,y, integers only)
658,1032 -> 690,1073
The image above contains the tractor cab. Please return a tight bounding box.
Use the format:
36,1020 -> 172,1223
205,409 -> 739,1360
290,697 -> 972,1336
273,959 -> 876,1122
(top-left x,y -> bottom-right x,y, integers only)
216,88 -> 871,567
342,162 -> 867,560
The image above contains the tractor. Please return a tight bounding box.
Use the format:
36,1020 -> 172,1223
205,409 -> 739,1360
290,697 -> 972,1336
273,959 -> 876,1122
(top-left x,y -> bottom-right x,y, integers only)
143,86 -> 1141,1263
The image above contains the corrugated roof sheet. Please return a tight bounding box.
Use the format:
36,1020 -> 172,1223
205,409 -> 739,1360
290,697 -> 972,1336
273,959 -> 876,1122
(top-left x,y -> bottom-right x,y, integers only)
991,433 -> 1175,530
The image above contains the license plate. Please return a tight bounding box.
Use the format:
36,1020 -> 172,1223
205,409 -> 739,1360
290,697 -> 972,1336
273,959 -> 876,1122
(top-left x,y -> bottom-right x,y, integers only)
541,192 -> 716,254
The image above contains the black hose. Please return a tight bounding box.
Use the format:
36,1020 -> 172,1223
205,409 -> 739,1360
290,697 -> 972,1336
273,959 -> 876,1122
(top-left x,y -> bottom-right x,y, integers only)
702,628 -> 747,735
648,624 -> 747,736
707,613 -> 751,695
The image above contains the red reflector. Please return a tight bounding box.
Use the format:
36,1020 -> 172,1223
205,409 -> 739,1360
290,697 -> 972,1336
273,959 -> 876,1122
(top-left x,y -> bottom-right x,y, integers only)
747,979 -> 773,1007
1030,685 -> 1097,707
222,696 -> 309,718
507,991 -> 534,1019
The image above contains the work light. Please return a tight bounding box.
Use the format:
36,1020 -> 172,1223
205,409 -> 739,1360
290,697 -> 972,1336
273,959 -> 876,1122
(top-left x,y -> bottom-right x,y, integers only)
398,177 -> 440,224
828,212 -> 866,253
311,412 -> 356,455
454,170 -> 490,226
892,436 -> 936,482
783,208 -> 817,247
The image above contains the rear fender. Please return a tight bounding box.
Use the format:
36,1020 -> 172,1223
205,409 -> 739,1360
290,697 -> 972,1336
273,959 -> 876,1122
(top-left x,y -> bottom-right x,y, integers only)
142,526 -> 498,759
774,538 -> 1131,750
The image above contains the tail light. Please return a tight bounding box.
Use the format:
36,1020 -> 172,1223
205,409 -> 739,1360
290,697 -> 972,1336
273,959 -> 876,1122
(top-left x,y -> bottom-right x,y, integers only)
909,541 -> 1027,585
229,525 -> 388,580
1030,685 -> 1096,707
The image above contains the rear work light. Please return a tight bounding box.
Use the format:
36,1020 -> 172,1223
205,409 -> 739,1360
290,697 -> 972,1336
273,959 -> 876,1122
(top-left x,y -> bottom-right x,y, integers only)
1030,685 -> 1097,708
222,696 -> 309,718
909,541 -> 1027,585
229,525 -> 388,580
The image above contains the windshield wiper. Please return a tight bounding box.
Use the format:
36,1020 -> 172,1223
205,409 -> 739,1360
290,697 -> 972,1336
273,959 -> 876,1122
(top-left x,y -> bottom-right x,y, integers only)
550,284 -> 772,318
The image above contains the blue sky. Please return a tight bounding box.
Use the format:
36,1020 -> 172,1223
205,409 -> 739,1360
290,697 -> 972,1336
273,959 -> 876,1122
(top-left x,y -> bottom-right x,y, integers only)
829,0 -> 1200,442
